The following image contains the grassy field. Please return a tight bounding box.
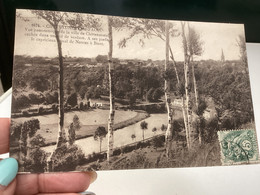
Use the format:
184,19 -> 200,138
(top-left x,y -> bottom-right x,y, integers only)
12,109 -> 148,146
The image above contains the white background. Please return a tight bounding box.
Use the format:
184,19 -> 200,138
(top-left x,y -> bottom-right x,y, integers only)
1,43 -> 260,195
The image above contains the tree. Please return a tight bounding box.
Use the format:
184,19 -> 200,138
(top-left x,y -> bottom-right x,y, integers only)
152,136 -> 165,151
66,92 -> 78,107
152,88 -> 163,102
117,18 -> 189,153
187,24 -> 204,144
94,126 -> 107,153
152,127 -> 157,135
131,134 -> 136,141
30,10 -> 68,150
164,21 -> 174,157
107,16 -> 116,161
237,34 -> 248,73
96,55 -> 107,63
181,21 -> 192,149
30,76 -> 50,92
68,114 -> 81,145
16,119 -> 48,172
146,88 -> 155,102
187,24 -> 203,109
140,121 -> 148,142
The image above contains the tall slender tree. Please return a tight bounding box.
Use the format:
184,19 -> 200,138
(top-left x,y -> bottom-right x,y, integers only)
181,21 -> 192,148
164,21 -> 174,157
107,16 -> 115,162
186,24 -> 204,144
117,18 -> 188,150
31,10 -> 67,149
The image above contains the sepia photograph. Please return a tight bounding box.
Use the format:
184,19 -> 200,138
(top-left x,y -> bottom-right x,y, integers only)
10,9 -> 258,173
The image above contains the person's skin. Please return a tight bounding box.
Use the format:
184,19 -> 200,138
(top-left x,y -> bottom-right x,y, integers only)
0,118 -> 97,195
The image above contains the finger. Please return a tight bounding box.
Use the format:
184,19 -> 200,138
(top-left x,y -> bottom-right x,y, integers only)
0,179 -> 16,195
0,118 -> 10,154
0,158 -> 18,195
15,172 -> 96,195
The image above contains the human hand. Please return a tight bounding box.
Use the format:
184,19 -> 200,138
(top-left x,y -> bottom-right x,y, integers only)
0,118 -> 97,195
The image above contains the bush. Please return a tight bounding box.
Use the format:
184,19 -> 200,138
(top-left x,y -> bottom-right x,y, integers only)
22,110 -> 29,116
14,95 -> 30,109
121,145 -> 135,154
51,104 -> 58,112
29,93 -> 45,105
113,148 -> 122,156
50,144 -> 85,172
23,148 -> 47,173
66,93 -> 78,107
152,135 -> 165,150
38,106 -> 44,114
45,92 -> 58,104
79,102 -> 84,110
152,88 -> 163,102
146,88 -> 155,102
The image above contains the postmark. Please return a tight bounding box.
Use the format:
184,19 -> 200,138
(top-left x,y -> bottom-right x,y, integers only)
218,129 -> 259,165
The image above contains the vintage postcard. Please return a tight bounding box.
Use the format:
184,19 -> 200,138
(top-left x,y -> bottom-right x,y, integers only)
10,9 -> 259,173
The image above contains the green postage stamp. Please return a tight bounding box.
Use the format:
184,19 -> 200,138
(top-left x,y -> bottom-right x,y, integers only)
218,129 -> 259,165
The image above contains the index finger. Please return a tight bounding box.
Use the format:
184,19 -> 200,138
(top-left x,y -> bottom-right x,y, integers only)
0,118 -> 10,154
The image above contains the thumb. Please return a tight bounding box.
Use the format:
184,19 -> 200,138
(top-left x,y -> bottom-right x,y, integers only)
0,158 -> 18,195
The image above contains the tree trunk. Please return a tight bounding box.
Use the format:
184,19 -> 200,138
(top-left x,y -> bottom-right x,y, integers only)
54,26 -> 66,148
191,57 -> 198,109
164,21 -> 173,158
191,57 -> 201,144
169,46 -> 189,149
107,16 -> 115,162
181,22 -> 192,149
143,130 -> 144,142
100,140 -> 102,153
26,133 -> 31,159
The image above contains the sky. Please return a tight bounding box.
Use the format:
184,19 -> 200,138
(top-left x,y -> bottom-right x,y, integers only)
14,9 -> 245,61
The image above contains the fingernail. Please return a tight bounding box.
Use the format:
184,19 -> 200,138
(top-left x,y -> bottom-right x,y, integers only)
0,158 -> 18,187
86,171 -> 97,184
79,191 -> 96,194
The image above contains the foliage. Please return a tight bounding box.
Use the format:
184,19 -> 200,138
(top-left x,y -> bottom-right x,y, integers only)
16,119 -> 48,172
45,92 -> 58,104
13,95 -> 30,110
152,88 -> 163,102
96,55 -> 107,63
196,99 -> 207,116
50,144 -> 85,172
94,126 -> 107,152
68,115 -> 81,145
30,134 -> 46,147
140,120 -> 148,142
202,117 -> 219,143
161,124 -> 167,131
28,93 -> 45,105
86,86 -> 102,99
66,93 -> 78,107
172,118 -> 185,134
125,91 -> 137,107
152,135 -> 165,150
146,88 -> 155,102
131,134 -> 136,141
30,76 -> 50,92
23,148 -> 47,173
10,122 -> 22,144
152,127 -> 157,134
140,121 -> 148,130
